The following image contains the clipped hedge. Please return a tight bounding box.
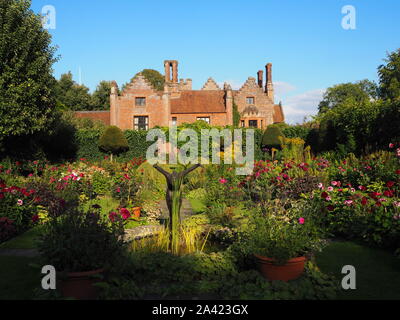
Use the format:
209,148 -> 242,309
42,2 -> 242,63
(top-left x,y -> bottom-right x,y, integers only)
74,127 -> 265,162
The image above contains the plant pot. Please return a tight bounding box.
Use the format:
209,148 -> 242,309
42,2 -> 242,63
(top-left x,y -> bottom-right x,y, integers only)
58,268 -> 104,300
254,254 -> 306,282
131,207 -> 141,219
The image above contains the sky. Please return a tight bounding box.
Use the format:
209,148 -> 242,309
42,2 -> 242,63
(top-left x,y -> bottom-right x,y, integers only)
31,0 -> 400,124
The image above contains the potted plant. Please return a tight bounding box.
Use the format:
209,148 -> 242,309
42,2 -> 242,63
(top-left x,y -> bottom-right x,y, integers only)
38,207 -> 126,300
244,203 -> 322,282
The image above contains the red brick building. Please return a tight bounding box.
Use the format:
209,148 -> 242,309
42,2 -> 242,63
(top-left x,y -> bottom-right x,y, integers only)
75,60 -> 285,129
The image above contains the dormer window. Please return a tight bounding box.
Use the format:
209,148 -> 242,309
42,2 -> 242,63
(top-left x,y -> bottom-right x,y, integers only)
246,97 -> 255,105
135,97 -> 146,106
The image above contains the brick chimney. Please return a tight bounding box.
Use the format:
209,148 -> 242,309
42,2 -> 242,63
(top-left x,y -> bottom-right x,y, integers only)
257,70 -> 264,89
265,63 -> 274,102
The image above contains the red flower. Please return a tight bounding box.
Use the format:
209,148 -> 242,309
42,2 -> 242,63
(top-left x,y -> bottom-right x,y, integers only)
396,169 -> 400,175
327,205 -> 335,211
376,201 -> 382,207
321,192 -> 329,199
109,211 -> 118,222
386,181 -> 395,188
383,190 -> 393,198
361,197 -> 368,206
31,215 -> 39,223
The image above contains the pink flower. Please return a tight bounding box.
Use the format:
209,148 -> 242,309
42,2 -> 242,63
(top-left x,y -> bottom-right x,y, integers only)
326,196 -> 332,201
318,183 -> 324,189
120,208 -> 131,220
327,186 -> 334,192
389,143 -> 395,149
350,188 -> 356,193
116,187 -> 121,193
298,217 -> 305,225
393,201 -> 400,208
17,199 -> 23,206
344,200 -> 353,206
331,181 -> 338,186
219,178 -> 227,184
109,211 -> 118,222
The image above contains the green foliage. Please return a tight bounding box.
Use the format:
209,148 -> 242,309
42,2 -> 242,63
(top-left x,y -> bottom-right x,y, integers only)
38,208 -> 126,272
97,250 -> 338,300
241,204 -> 323,264
54,72 -> 93,111
318,80 -> 378,114
378,48 -> 400,101
133,69 -> 165,91
232,101 -> 241,127
283,125 -> 311,141
91,81 -> 112,110
98,126 -> 129,157
261,126 -> 284,149
0,0 -> 57,143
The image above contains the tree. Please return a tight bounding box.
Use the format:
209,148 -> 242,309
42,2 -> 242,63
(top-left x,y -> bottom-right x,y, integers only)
0,0 -> 57,144
54,72 -> 93,111
91,81 -> 112,110
132,69 -> 165,91
378,48 -> 400,101
318,80 -> 378,114
98,126 -> 128,161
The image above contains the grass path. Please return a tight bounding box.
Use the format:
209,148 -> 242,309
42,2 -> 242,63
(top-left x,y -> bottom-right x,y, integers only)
315,241 -> 400,300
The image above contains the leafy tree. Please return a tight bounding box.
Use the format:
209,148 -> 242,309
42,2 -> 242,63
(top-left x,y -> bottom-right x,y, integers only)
91,81 -> 112,110
98,126 -> 128,161
318,80 -> 378,114
0,0 -> 57,145
378,48 -> 400,101
54,72 -> 93,111
132,69 -> 165,91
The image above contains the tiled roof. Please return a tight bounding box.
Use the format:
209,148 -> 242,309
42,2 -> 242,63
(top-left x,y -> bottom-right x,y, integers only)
170,91 -> 226,114
273,104 -> 285,123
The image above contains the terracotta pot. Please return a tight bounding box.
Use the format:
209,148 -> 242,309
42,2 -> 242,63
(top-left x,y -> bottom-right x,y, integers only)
131,207 -> 141,219
58,268 -> 104,300
254,254 -> 306,282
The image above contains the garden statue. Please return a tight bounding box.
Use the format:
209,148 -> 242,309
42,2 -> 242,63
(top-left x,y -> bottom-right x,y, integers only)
153,164 -> 201,254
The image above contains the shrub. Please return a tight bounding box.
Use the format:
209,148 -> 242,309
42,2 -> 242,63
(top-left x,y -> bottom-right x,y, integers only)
38,208 -> 126,272
261,126 -> 284,150
99,126 -> 129,160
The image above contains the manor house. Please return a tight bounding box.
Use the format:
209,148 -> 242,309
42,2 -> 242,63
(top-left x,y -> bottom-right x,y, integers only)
75,60 -> 285,129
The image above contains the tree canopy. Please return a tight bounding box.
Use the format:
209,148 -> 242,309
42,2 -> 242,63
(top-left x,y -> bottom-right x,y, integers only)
91,81 -> 112,110
0,0 -> 57,142
54,72 -> 93,111
378,49 -> 400,101
318,80 -> 378,114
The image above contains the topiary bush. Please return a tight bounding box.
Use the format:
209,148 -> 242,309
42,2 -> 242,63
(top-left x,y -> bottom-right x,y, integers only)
98,126 -> 129,161
261,126 -> 285,150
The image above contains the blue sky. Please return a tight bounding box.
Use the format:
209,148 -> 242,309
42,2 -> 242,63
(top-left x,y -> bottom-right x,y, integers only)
31,0 -> 400,123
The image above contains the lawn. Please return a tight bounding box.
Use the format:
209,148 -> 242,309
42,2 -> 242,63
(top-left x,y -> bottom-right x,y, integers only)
316,241 -> 400,300
0,255 -> 40,300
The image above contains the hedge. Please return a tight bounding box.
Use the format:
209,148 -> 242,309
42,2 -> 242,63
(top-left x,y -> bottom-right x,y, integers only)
75,128 -> 265,162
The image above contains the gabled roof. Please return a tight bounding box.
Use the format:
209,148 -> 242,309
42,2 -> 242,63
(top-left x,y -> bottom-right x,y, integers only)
170,91 -> 226,114
201,78 -> 221,90
122,73 -> 156,93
